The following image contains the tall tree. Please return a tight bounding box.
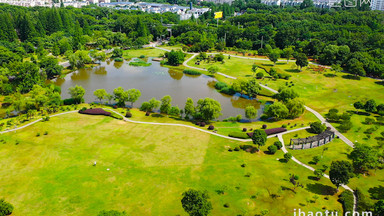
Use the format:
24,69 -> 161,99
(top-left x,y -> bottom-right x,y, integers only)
160,95 -> 172,114
184,97 -> 195,119
68,85 -> 85,104
127,88 -> 141,107
94,89 -> 108,103
296,53 -> 308,71
245,106 -> 258,121
251,129 -> 267,151
329,160 -> 354,191
196,98 -> 222,121
181,189 -> 212,216
349,143 -> 378,174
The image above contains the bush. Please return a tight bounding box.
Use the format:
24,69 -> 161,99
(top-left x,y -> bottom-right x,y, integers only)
338,120 -> 353,133
44,131 -> 48,135
79,108 -> 111,116
310,121 -> 327,134
183,69 -> 201,75
200,122 -> 206,127
228,132 -> 250,139
223,203 -> 230,208
125,112 -> 132,118
274,141 -> 283,149
256,72 -> 264,79
208,125 -> 214,130
284,153 -> 292,161
36,132 -> 40,137
0,198 -> 13,216
242,128 -> 247,132
145,111 -> 150,116
268,145 -> 277,154
339,191 -> 354,214
264,127 -> 287,135
214,81 -> 228,90
262,124 -> 267,129
63,98 -> 84,105
234,146 -> 240,151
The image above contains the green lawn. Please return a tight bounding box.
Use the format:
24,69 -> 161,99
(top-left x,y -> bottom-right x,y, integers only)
123,48 -> 165,60
0,113 -> 344,215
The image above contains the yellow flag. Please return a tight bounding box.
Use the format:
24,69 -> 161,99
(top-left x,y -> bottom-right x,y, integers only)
214,11 -> 223,19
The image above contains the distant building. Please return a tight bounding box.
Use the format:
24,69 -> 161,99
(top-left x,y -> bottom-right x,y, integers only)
371,0 -> 384,10
204,0 -> 234,4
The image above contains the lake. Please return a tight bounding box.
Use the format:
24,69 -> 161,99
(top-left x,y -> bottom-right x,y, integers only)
55,58 -> 266,120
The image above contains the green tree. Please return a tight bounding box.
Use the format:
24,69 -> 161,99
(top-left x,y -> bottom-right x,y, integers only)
353,101 -> 364,112
364,99 -> 377,113
184,97 -> 195,119
52,43 -> 60,56
274,87 -> 299,103
167,50 -> 184,66
265,102 -> 289,120
127,89 -> 141,107
112,48 -> 123,58
105,93 -> 114,104
39,56 -> 63,79
349,143 -> 378,174
267,49 -> 280,66
374,200 -> 384,216
148,98 -> 161,112
73,21 -> 83,50
329,160 -> 354,191
295,53 -> 308,71
196,98 -> 222,121
312,156 -> 321,165
94,89 -> 107,103
268,145 -> 277,154
160,95 -> 172,114
284,153 -> 293,162
0,198 -> 13,216
286,98 -> 305,118
314,169 -> 324,180
300,0 -> 314,9
113,87 -> 128,107
181,189 -> 212,216
208,66 -> 219,75
68,85 -> 85,104
310,121 -> 327,134
251,129 -> 267,151
69,50 -> 92,69
283,47 -> 294,63
245,106 -> 257,121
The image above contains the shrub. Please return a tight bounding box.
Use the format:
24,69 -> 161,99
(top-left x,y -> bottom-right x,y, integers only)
310,121 -> 327,134
282,124 -> 287,128
125,112 -> 132,118
0,198 -> 13,216
339,191 -> 354,214
256,72 -> 264,79
268,145 -> 277,154
234,146 -> 240,151
145,111 -> 150,116
79,108 -> 111,116
242,128 -> 247,132
183,69 -> 201,75
223,203 -> 230,208
36,132 -> 40,137
44,131 -> 48,135
274,141 -> 283,149
262,124 -> 267,129
228,132 -> 250,139
214,81 -> 228,90
364,117 -> 375,125
264,127 -> 287,136
208,125 -> 214,130
200,122 -> 206,127
284,153 -> 292,161
338,120 -> 352,133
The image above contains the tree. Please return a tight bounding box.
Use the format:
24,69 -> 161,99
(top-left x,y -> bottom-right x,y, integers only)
310,121 -> 327,134
168,106 -> 180,116
0,198 -> 13,216
284,153 -> 293,162
112,48 -> 123,58
283,47 -> 294,63
245,106 -> 257,121
268,145 -> 277,154
105,93 -> 113,104
52,43 -> 60,56
251,64 -> 258,75
300,0 -> 314,9
251,129 -> 267,151
68,85 -> 85,104
274,87 -> 299,103
181,189 -> 212,216
314,169 -> 324,180
286,98 -> 305,118
295,53 -> 308,71
274,141 -> 283,150
364,99 -> 377,113
147,98 -> 161,112
208,66 -> 219,75
265,102 -> 289,120
73,21 -> 83,50
69,50 -> 92,69
326,108 -> 339,122
97,210 -> 127,216
94,89 -> 107,103
267,49 -> 280,66
160,95 -> 172,114
167,50 -> 184,66
127,89 -> 141,107
329,160 -> 354,191
374,200 -> 384,216
348,59 -> 366,77
349,143 -> 378,174
113,87 -> 129,107
196,98 -> 222,121
39,56 -> 63,79
92,51 -> 107,63
184,98 -> 195,119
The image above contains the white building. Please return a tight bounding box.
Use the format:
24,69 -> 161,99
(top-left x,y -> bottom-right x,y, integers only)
371,0 -> 384,10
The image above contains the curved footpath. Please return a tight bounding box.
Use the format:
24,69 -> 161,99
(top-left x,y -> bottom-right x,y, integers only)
160,46 -> 357,210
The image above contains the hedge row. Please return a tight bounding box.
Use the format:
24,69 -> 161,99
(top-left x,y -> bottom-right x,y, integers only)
339,191 -> 354,214
79,108 -> 111,116
246,127 -> 287,137
183,69 -> 201,75
228,132 -> 250,139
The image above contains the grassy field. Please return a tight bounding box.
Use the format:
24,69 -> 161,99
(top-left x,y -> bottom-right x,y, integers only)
123,48 -> 165,60
0,113 -> 344,215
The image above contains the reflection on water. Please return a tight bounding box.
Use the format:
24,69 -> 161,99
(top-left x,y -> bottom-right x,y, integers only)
54,58 -> 266,120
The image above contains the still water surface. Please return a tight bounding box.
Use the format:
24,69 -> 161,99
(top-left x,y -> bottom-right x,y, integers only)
55,58 -> 265,120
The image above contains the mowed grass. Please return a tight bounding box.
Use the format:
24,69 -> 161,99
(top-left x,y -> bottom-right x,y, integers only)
0,113 -> 343,215
123,48 -> 165,59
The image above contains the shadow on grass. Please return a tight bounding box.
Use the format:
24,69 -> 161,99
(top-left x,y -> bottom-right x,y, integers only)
279,159 -> 288,163
281,186 -> 296,194
307,176 -> 319,181
342,74 -> 361,80
285,69 -> 301,73
306,183 -> 336,195
262,63 -> 274,67
151,113 -> 165,118
368,185 -> 384,200
375,81 -> 384,86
